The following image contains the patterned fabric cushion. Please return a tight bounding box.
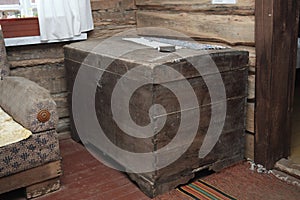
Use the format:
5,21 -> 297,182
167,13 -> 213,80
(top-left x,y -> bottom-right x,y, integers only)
0,130 -> 60,177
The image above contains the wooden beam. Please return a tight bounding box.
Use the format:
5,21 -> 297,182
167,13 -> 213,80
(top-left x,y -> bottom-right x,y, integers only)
26,178 -> 60,199
246,102 -> 255,133
0,161 -> 62,194
137,11 -> 255,46
247,75 -> 255,99
136,0 -> 255,15
245,133 -> 254,160
255,0 -> 299,169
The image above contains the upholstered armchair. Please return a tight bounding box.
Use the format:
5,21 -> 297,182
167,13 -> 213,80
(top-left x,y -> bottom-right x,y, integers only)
0,26 -> 62,199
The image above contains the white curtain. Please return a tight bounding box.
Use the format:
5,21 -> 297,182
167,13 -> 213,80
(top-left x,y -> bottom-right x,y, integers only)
37,0 -> 94,41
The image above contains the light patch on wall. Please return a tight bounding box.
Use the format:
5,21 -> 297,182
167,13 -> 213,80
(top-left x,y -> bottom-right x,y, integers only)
212,0 -> 237,4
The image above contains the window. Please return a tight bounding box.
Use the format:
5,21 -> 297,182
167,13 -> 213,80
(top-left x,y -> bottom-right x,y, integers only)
0,0 -> 91,46
0,0 -> 37,19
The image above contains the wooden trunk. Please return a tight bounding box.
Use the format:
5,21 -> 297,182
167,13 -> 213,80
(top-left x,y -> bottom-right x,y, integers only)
64,38 -> 248,197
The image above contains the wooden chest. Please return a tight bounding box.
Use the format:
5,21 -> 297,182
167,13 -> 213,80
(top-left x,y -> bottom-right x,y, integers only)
64,37 -> 248,197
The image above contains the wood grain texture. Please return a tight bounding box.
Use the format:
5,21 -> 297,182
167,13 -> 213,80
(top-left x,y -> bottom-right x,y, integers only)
248,75 -> 255,99
255,0 -> 300,169
91,0 -> 136,39
246,102 -> 254,133
234,45 -> 256,70
6,43 -> 65,63
245,133 -> 254,160
52,93 -> 69,119
26,178 -> 60,199
136,0 -> 255,15
56,118 -> 70,133
91,0 -> 136,11
0,161 -> 62,194
10,63 -> 67,94
57,131 -> 71,140
9,58 -> 64,68
64,40 -> 248,197
88,25 -> 136,39
136,11 -> 255,46
93,10 -> 136,27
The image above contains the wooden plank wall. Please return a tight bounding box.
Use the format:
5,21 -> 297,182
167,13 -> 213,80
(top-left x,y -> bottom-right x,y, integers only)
89,0 -> 136,39
136,0 -> 256,159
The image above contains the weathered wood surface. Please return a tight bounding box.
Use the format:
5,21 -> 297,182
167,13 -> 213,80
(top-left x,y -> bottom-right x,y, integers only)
192,43 -> 255,70
10,63 -> 67,94
275,158 -> 300,178
52,93 -> 69,119
26,178 -> 60,199
6,43 -> 64,64
57,131 -> 71,141
248,75 -> 255,99
91,0 -> 136,11
0,161 -> 62,194
235,45 -> 255,71
89,25 -> 136,39
129,126 -> 245,197
9,58 -> 64,68
245,133 -> 254,160
93,10 -> 136,27
255,0 -> 299,169
56,118 -> 70,133
136,0 -> 255,15
125,98 -> 246,182
246,102 -> 254,133
136,11 -> 255,46
90,0 -> 136,39
65,40 -> 248,197
7,43 -> 66,95
0,77 -> 58,133
0,26 -> 10,76
65,39 -> 249,78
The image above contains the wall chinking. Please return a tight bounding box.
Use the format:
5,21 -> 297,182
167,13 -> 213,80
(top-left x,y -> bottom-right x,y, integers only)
135,0 -> 256,159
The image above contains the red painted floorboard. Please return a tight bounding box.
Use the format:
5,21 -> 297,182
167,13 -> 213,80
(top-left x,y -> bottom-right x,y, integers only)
1,139 -> 299,200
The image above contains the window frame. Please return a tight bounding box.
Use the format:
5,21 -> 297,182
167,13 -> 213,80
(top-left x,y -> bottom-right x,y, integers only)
0,0 -> 36,18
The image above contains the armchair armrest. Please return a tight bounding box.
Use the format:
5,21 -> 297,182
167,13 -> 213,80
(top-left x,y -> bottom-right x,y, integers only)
0,76 -> 58,133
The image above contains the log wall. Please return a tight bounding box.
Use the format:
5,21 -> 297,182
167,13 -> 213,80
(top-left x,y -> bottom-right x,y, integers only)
5,0 -> 136,139
89,0 -> 136,39
4,0 -> 256,157
136,0 -> 256,160
6,43 -> 70,138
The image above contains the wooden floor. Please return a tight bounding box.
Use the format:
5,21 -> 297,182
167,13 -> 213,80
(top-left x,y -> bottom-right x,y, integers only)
38,139 -> 193,200
291,70 -> 300,164
1,138 -> 300,200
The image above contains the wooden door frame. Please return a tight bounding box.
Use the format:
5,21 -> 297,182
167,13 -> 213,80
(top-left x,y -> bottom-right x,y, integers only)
255,0 -> 300,169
